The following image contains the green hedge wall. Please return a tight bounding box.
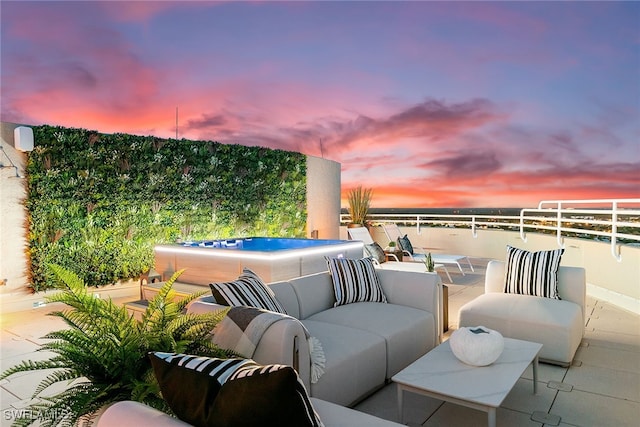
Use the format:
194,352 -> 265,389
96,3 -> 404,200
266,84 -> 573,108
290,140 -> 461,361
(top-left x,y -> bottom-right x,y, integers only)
26,125 -> 307,291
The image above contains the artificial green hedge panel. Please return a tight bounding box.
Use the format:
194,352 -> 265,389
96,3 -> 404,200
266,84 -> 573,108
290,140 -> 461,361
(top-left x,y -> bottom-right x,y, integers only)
26,125 -> 307,291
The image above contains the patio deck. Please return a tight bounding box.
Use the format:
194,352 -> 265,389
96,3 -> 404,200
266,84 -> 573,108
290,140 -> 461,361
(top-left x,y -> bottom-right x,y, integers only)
1,258 -> 639,426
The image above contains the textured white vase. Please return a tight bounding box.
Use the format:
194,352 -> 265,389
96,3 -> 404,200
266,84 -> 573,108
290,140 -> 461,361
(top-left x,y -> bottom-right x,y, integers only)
449,326 -> 504,366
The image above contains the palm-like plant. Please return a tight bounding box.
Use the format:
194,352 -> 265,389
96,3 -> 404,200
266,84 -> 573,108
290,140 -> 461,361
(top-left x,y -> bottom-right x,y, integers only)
0,264 -> 234,427
347,186 -> 373,226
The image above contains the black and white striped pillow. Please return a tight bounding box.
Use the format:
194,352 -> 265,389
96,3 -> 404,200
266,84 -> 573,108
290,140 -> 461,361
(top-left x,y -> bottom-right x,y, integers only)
325,257 -> 387,307
149,352 -> 323,427
210,268 -> 287,314
504,245 -> 564,299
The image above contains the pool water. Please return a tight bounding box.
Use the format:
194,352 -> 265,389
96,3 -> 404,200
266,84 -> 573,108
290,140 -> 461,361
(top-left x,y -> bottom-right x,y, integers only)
182,237 -> 349,252
156,237 -> 364,283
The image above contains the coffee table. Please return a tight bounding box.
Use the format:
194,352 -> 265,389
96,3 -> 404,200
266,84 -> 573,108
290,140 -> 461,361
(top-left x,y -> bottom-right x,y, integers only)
392,337 -> 542,427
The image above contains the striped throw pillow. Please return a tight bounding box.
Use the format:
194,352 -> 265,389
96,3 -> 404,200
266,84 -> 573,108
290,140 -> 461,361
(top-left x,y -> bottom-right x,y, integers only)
325,257 -> 387,306
149,352 -> 323,427
504,245 -> 564,299
210,268 -> 287,314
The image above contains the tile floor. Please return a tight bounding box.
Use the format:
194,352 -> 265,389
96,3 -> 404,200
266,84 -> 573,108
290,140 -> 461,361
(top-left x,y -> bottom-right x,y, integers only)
1,260 -> 639,426
354,260 -> 640,426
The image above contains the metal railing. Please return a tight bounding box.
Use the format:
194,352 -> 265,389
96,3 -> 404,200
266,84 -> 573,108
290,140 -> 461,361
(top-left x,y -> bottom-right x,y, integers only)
340,198 -> 640,262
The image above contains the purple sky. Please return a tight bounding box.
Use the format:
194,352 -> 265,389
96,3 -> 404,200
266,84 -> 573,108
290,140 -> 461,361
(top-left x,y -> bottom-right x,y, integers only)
2,1 -> 638,207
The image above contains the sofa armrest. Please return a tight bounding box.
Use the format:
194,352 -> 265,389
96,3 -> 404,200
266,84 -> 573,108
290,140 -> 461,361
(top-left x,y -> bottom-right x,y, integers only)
97,401 -> 190,427
376,269 -> 440,312
557,266 -> 586,322
485,260 -> 506,293
186,300 -> 312,391
252,317 -> 312,390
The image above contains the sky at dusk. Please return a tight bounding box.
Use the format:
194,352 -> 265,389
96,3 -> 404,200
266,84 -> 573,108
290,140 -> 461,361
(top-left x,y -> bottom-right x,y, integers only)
1,0 -> 639,208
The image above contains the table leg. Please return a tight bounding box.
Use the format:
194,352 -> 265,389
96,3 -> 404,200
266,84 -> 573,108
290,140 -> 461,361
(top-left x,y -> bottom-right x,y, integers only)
487,407 -> 497,427
397,385 -> 404,424
533,355 -> 539,394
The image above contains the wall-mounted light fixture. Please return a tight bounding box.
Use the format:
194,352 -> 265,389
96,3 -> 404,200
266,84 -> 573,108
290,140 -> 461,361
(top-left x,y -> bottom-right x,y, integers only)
14,126 -> 34,152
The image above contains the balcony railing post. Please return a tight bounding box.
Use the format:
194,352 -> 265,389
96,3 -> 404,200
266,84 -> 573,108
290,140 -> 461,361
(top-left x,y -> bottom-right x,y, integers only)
611,201 -> 622,262
519,210 -> 528,242
556,202 -> 565,248
472,215 -> 478,238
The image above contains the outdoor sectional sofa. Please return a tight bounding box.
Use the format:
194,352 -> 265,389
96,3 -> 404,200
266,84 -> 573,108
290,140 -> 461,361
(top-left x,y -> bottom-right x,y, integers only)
97,265 -> 442,426
189,267 -> 443,406
97,398 -> 404,427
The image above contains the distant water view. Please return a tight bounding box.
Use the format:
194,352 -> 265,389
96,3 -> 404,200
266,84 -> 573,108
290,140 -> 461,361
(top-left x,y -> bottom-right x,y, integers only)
367,207 -> 523,216
340,206 -> 640,246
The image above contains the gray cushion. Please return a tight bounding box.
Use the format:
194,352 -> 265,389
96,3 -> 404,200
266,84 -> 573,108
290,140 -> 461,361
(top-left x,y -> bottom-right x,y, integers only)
302,320 -> 386,406
459,293 -> 583,364
311,398 -> 404,426
288,272 -> 336,319
308,302 -> 433,378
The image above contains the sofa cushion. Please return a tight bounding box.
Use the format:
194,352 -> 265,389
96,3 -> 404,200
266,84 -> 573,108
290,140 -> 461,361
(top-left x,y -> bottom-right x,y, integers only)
302,320 -> 387,406
458,293 -> 583,364
310,398 -> 403,427
210,268 -> 288,314
269,280 -> 301,318
308,302 -> 433,378
149,352 -> 323,427
325,257 -> 387,306
504,245 -> 564,299
288,272 -> 337,319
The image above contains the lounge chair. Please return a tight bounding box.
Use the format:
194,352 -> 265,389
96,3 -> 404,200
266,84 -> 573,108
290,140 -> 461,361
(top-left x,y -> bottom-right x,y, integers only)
381,223 -> 474,276
347,226 -> 452,282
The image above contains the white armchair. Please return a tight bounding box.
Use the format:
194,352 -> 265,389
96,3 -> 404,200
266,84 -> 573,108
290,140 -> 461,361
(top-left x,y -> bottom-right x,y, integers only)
458,260 -> 586,366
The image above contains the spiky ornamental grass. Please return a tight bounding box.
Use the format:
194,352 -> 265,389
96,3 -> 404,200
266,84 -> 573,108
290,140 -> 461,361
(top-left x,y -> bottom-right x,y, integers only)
0,264 -> 234,427
347,186 -> 372,225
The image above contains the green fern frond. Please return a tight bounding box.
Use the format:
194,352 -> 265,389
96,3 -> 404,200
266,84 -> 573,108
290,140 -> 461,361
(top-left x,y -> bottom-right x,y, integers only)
155,269 -> 185,301
0,358 -> 70,381
167,310 -> 226,340
48,263 -> 86,292
1,264 -> 231,424
174,289 -> 210,312
32,369 -> 85,397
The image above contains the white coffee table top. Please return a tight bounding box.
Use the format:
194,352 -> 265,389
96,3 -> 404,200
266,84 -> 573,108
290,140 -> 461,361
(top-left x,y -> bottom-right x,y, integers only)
392,337 -> 542,408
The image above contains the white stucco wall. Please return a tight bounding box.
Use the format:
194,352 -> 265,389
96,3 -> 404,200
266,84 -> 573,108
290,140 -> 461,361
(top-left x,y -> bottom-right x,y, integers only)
306,155 -> 341,239
0,122 -> 30,298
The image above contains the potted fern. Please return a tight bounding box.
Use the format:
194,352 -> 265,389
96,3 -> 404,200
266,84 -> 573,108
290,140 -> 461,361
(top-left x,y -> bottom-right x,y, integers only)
0,264 -> 234,426
347,186 -> 373,227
